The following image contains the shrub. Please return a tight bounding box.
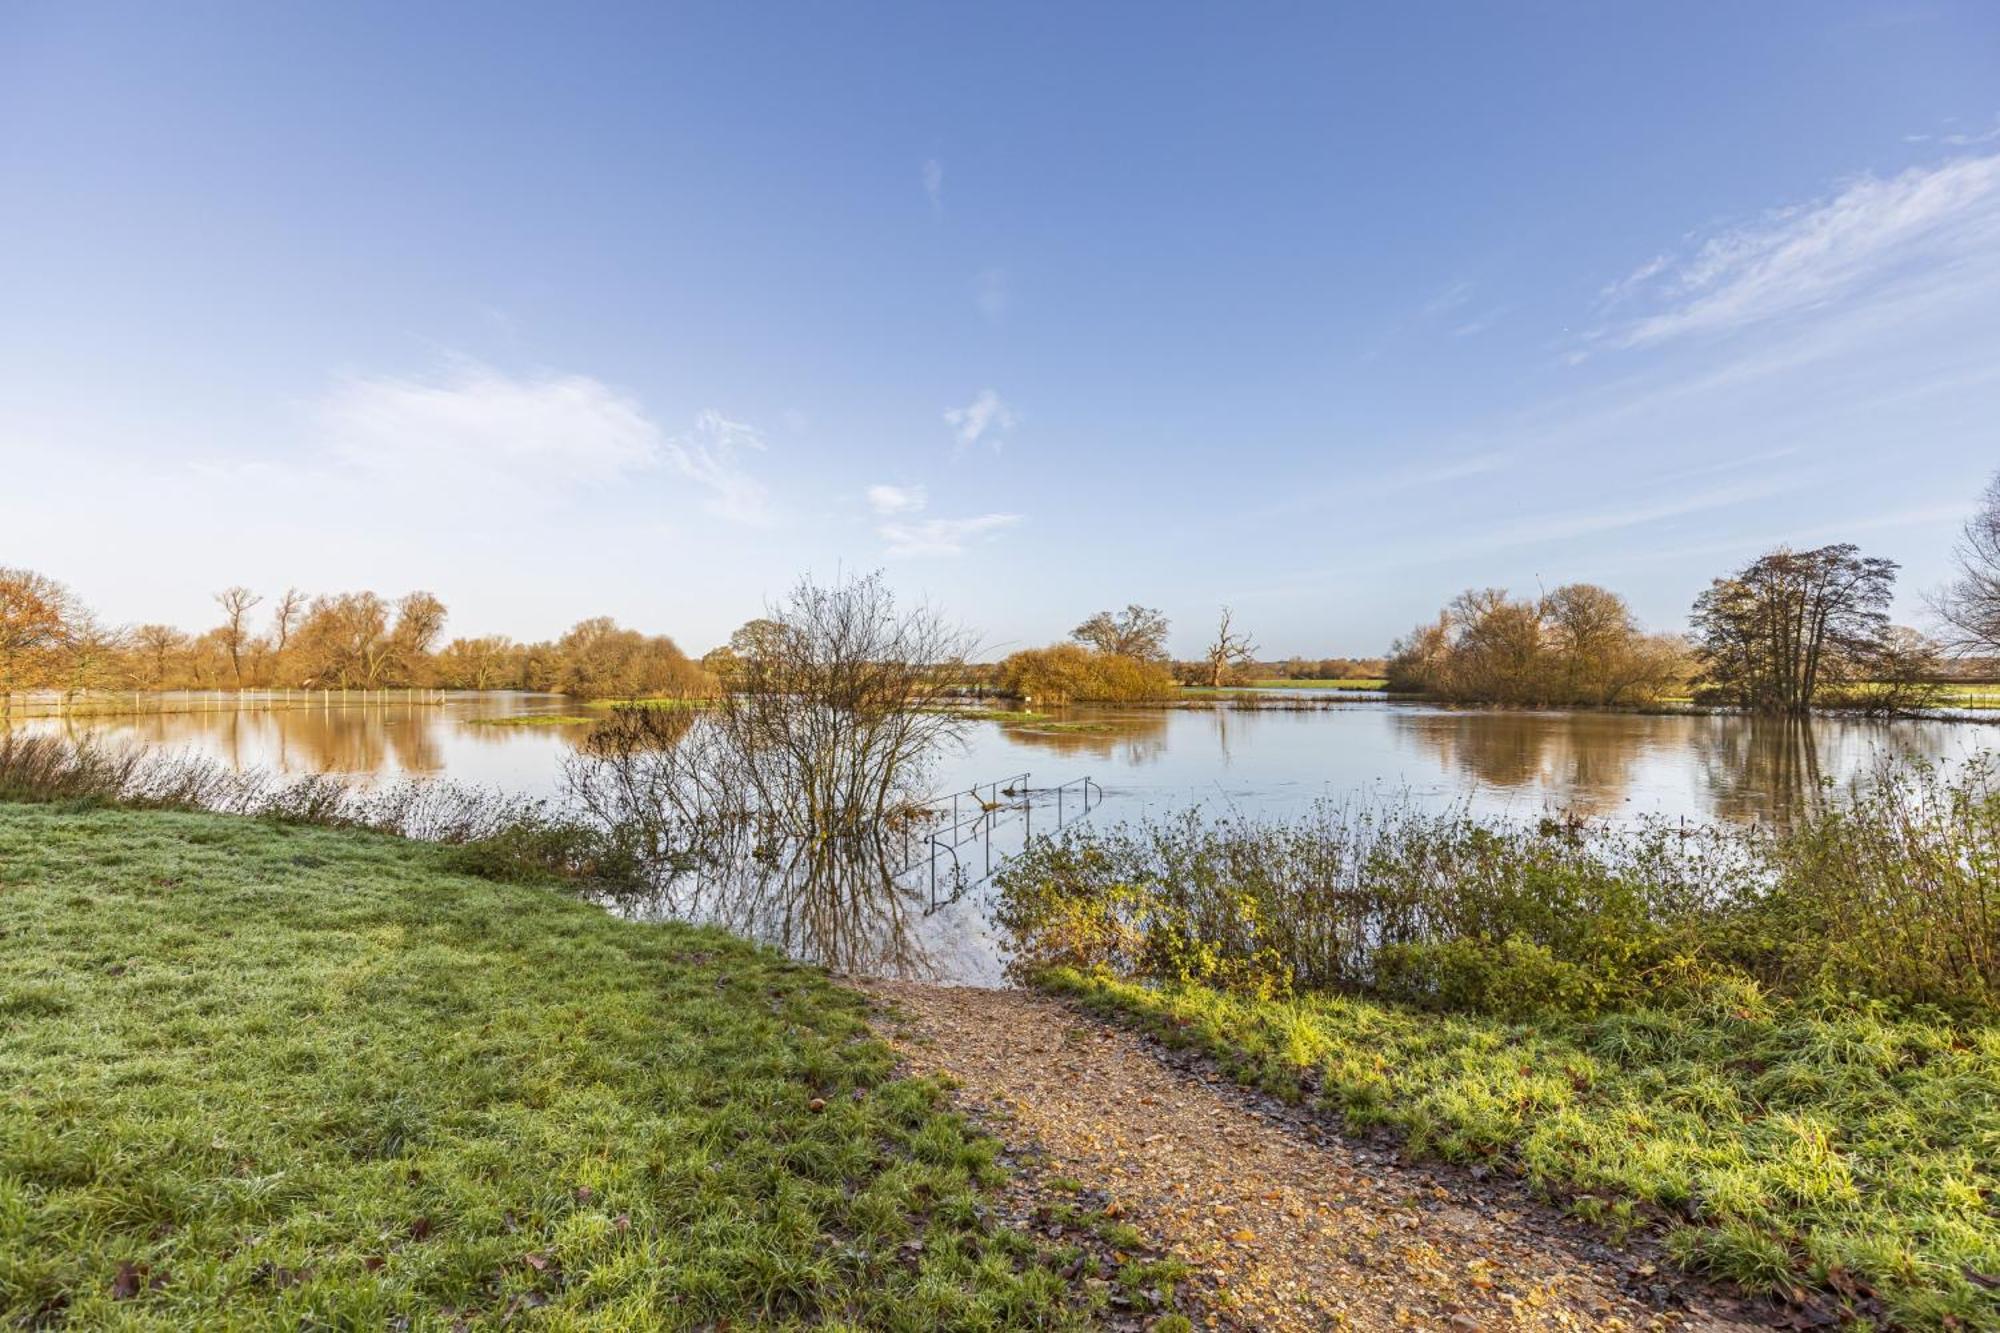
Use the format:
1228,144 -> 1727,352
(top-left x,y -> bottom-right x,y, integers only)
996,644 -> 1178,704
997,756 -> 2000,1017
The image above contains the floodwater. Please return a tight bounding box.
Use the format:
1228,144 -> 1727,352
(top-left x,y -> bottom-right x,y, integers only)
13,693 -> 1993,983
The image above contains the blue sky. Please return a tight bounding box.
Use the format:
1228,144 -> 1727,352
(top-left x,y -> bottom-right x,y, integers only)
3,3 -> 1997,657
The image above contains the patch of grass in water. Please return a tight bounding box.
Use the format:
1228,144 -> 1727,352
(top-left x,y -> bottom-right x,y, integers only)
935,707 -> 1049,723
464,713 -> 598,727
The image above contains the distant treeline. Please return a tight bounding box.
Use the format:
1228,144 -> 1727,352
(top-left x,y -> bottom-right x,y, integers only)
0,570 -> 713,701
1254,656 -> 1388,680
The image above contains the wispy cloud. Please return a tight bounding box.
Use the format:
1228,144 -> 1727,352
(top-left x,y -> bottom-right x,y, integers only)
922,158 -> 944,215
1451,308 -> 1507,338
1904,115 -> 2000,148
878,512 -> 1021,558
1595,152 -> 2000,348
863,478 -> 1017,555
318,362 -> 772,523
322,362 -> 658,481
944,388 -> 1016,453
1475,477 -> 1793,549
1421,281 -> 1474,317
865,482 -> 927,515
973,267 -> 1010,322
666,411 -> 771,525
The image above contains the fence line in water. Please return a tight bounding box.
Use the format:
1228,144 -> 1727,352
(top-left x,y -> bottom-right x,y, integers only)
0,688 -> 451,719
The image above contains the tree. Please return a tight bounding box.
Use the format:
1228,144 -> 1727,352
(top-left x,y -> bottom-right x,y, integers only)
572,572 -> 975,841
390,592 -> 449,683
1385,584 -> 1686,705
131,624 -> 190,689
214,586 -> 263,688
0,567 -> 73,709
551,617 -> 710,700
436,636 -> 518,691
270,588 -> 307,661
57,612 -> 127,701
1932,470 -> 2000,657
1690,544 -> 1899,714
1071,605 -> 1171,661
291,592 -> 391,687
1203,607 -> 1257,688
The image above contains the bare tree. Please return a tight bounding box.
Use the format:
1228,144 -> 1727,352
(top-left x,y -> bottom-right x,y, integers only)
1203,606 -> 1258,688
214,586 -> 263,688
131,624 -> 190,689
1690,544 -> 1899,714
271,588 -> 306,659
1071,604 -> 1171,661
1932,471 -> 2000,657
389,592 -> 449,684
57,611 -> 128,702
570,572 -> 975,847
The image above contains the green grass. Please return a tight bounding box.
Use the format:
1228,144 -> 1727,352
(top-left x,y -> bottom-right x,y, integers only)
1242,678 -> 1390,691
579,697 -> 715,712
927,707 -> 1049,724
463,714 -> 599,727
1038,967 -> 2000,1331
1932,683 -> 2000,710
0,802 -> 1113,1329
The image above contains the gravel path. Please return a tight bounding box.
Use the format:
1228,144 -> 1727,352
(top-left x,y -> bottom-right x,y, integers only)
861,980 -> 1773,1333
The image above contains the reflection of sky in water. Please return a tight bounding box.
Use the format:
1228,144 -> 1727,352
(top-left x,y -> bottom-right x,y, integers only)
19,695 -> 1994,985
18,694 -> 1992,826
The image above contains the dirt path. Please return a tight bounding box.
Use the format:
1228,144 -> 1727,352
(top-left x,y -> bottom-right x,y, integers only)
860,980 -> 1772,1333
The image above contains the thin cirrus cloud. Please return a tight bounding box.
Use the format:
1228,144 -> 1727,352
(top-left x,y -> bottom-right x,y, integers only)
319,361 -> 770,523
973,268 -> 1011,322
1594,151 -> 2000,349
922,158 -> 943,214
943,388 -> 1015,453
322,361 -> 659,480
865,482 -> 927,515
866,480 -> 1017,556
878,512 -> 1021,558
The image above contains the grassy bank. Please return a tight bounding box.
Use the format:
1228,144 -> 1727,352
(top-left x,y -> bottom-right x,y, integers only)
1038,968 -> 1998,1330
995,761 -> 2000,1327
0,803 -> 1113,1328
1241,677 -> 1389,691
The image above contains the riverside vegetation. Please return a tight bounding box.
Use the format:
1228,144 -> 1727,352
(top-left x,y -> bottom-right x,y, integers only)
995,759 -> 2000,1329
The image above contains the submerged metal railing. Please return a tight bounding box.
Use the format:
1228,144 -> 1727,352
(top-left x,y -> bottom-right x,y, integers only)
910,772 -> 1103,909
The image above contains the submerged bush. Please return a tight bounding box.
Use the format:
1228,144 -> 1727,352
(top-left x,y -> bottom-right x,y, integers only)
997,757 -> 2000,1016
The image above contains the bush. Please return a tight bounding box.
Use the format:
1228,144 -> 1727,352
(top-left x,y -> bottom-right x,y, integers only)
997,756 -> 2000,1017
996,644 -> 1178,704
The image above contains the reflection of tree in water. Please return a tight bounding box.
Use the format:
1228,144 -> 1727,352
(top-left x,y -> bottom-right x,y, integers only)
610,831 -> 944,979
52,702 -> 447,776
997,710 -> 1168,765
1391,711 -> 1646,816
1689,715 -> 1825,824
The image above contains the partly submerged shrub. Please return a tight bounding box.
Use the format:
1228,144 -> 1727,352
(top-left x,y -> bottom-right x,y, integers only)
998,756 -> 2000,1017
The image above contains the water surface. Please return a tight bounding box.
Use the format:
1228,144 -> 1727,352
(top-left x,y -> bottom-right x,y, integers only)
17,694 -> 1991,982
